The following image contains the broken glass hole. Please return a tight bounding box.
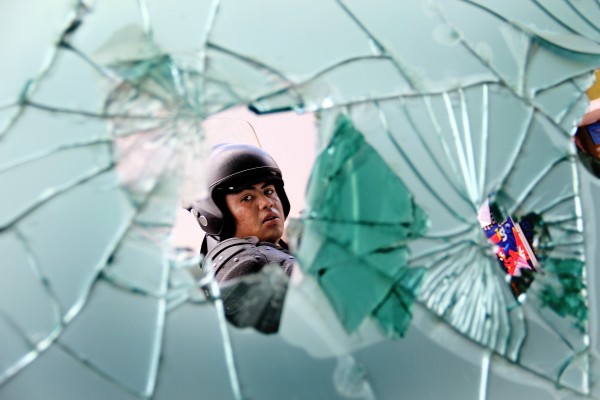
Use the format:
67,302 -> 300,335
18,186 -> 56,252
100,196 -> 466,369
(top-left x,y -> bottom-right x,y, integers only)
479,198 -> 544,300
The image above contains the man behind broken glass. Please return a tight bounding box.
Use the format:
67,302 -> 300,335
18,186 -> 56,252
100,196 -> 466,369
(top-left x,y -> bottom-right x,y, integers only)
190,143 -> 295,333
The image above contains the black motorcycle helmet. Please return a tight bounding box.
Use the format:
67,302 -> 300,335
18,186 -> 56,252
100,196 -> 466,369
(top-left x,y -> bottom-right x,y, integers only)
191,143 -> 290,242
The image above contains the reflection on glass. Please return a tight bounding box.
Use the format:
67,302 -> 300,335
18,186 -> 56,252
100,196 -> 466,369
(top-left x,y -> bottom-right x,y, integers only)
1,1 -> 599,399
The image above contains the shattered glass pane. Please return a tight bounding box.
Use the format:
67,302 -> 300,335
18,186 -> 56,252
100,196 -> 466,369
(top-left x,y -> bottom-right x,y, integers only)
2,1 -> 600,399
297,114 -> 428,337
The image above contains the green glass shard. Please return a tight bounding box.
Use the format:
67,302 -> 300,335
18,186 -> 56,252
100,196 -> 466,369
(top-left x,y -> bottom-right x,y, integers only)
538,258 -> 587,331
298,115 -> 428,336
373,267 -> 425,338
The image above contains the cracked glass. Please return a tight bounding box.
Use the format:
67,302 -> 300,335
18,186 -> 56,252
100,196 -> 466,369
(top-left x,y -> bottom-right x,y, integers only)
2,1 -> 600,399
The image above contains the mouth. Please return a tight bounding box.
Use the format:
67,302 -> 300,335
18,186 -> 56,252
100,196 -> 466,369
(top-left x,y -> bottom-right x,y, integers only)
262,213 -> 280,225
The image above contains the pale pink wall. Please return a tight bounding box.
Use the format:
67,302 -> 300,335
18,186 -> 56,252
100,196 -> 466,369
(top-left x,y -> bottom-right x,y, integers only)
171,107 -> 317,252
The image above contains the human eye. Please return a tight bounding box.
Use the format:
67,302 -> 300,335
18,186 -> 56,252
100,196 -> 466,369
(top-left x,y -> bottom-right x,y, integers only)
241,193 -> 253,202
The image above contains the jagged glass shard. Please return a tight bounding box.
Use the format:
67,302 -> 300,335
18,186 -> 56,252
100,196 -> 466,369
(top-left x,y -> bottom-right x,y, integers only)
0,346 -> 141,400
466,1 -> 600,53
2,1 -> 600,399
0,317 -> 32,382
253,58 -> 414,113
144,0 -> 216,52
58,280 -> 164,398
28,48 -> 107,113
17,172 -> 135,311
0,0 -> 76,106
0,231 -> 59,343
297,115 -> 428,336
208,1 -> 375,82
154,302 -> 237,399
0,109 -> 110,184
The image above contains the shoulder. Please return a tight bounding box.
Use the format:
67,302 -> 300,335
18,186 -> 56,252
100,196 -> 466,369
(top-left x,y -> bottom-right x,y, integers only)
205,237 -> 294,283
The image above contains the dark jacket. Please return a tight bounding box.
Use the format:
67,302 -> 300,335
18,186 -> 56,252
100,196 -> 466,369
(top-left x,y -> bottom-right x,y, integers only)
206,236 -> 294,283
203,236 -> 295,333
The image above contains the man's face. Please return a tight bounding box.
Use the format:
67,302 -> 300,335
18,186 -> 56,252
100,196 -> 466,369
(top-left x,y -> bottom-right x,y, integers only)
225,181 -> 285,243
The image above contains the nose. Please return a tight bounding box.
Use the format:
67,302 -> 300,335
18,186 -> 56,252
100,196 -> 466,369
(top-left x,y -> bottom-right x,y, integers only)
258,193 -> 274,209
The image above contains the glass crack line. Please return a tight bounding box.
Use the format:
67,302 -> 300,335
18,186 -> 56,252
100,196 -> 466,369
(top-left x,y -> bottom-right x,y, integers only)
396,97 -> 475,211
409,238 -> 473,265
99,272 -> 165,299
373,100 -> 471,224
419,255 -> 474,304
421,223 -> 478,240
493,107 -> 535,197
135,0 -> 152,37
534,308 -> 583,355
302,215 -> 424,229
459,254 -> 506,345
250,54 -> 408,112
0,309 -> 63,387
544,215 -> 580,225
197,268 -> 243,400
536,193 -> 577,215
502,344 -> 586,396
24,100 -> 202,121
560,90 -> 591,128
456,1 -> 560,43
0,309 -> 39,353
0,105 -> 27,140
0,102 -> 20,110
59,41 -> 121,83
334,0 -> 384,56
459,88 -> 480,203
432,0 -> 525,95
478,349 -> 491,400
478,84 -> 490,203
555,350 -> 590,395
437,1 -> 596,129
508,156 -> 571,215
552,227 -> 584,235
164,291 -> 211,313
549,240 -> 586,248
443,91 -> 479,205
11,158 -> 181,393
147,261 -> 167,398
13,227 -> 64,321
61,146 -> 177,329
532,71 -> 591,98
309,235 -> 416,285
206,42 -> 299,92
4,2 -> 87,128
531,0 -> 587,36
56,341 -> 148,399
257,77 -> 506,116
0,138 -> 112,174
0,164 -> 115,231
335,0 -> 426,93
196,0 -> 222,114
422,245 -> 479,311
